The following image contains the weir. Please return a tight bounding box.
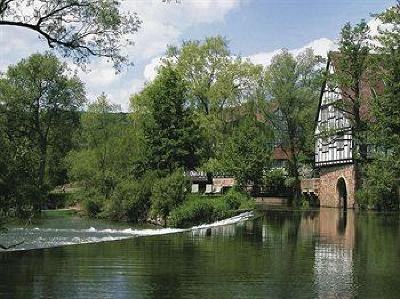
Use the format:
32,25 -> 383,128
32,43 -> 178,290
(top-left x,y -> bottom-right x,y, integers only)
0,212 -> 253,252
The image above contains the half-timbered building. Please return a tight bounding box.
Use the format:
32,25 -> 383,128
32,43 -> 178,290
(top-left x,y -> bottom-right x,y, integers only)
313,52 -> 374,208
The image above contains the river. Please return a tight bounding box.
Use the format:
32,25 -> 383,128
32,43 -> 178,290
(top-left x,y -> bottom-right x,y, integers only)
1,206 -> 399,298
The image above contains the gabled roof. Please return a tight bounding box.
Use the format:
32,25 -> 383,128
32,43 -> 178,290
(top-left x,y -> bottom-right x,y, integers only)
315,51 -> 385,129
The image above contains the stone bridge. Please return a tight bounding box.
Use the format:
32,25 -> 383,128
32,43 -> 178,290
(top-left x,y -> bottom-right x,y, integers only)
301,164 -> 356,209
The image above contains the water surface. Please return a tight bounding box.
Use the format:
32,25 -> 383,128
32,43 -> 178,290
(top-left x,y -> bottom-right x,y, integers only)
1,207 -> 399,298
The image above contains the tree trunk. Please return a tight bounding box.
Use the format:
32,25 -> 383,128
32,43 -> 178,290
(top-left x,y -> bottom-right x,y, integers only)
287,119 -> 302,204
36,137 -> 47,214
352,86 -> 366,195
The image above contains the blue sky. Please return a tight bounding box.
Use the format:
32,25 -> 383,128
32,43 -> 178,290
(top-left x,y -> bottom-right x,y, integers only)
0,0 -> 395,110
183,0 -> 392,54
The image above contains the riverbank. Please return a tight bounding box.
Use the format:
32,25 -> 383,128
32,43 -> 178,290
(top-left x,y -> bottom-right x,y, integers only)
38,189 -> 255,230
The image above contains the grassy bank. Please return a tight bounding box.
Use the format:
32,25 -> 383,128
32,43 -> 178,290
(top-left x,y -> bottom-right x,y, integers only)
169,190 -> 255,228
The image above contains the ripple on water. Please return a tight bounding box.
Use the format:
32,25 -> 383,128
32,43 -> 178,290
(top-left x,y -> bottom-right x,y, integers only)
0,211 -> 254,251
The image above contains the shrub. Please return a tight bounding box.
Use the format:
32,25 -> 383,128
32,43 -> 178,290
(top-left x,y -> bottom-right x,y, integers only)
357,157 -> 399,210
83,196 -> 103,217
45,193 -> 72,210
264,168 -> 287,188
151,169 -> 189,224
222,189 -> 247,210
169,190 -> 254,228
103,171 -> 158,222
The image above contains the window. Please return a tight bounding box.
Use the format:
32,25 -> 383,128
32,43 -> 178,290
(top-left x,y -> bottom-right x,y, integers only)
321,107 -> 328,122
322,142 -> 329,153
336,139 -> 344,151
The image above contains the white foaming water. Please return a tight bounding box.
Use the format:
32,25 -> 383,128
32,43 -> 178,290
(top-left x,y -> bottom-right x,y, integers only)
191,211 -> 254,230
2,212 -> 253,251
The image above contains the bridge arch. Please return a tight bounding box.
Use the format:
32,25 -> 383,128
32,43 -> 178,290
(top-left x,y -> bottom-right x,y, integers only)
312,165 -> 356,208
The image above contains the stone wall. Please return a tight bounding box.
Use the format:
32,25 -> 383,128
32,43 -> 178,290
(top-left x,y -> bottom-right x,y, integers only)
318,164 -> 356,208
212,177 -> 235,188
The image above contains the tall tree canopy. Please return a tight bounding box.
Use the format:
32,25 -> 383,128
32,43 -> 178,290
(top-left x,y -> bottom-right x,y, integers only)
132,65 -> 203,173
372,3 -> 400,156
165,36 -> 262,160
262,49 -> 323,201
357,2 -> 400,209
67,94 -> 128,199
330,20 -> 371,164
0,0 -> 141,69
167,36 -> 260,115
0,52 -> 85,214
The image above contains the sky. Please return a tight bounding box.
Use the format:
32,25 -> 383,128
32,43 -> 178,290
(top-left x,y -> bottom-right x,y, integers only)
0,0 -> 395,111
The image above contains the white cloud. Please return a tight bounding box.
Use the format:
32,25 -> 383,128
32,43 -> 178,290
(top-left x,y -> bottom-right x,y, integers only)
121,0 -> 245,61
248,38 -> 337,66
77,59 -> 120,88
0,26 -> 42,71
143,56 -> 164,82
80,0 -> 246,109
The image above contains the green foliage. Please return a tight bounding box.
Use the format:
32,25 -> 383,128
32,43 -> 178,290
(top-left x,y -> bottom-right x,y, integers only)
264,168 -> 287,188
169,190 -> 254,228
103,171 -> 158,222
45,193 -> 72,210
0,53 -> 85,216
151,170 -> 190,223
354,4 -> 400,210
262,49 -> 323,201
83,197 -> 103,218
210,116 -> 272,186
371,4 -> 400,158
357,156 -> 399,210
67,95 -> 135,199
133,66 -> 204,172
165,36 -> 262,161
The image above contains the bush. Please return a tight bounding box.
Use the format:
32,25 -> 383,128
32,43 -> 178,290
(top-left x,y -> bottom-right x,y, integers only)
151,169 -> 189,223
83,196 -> 103,217
264,168 -> 287,188
103,171 -> 158,222
169,189 -> 254,228
357,157 -> 399,210
169,197 -> 216,227
45,193 -> 72,210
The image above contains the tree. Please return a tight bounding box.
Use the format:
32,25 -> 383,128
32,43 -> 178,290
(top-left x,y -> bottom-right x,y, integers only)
0,52 -> 85,214
262,49 -> 322,202
0,0 -> 141,69
165,36 -> 262,160
329,20 -> 371,192
67,94 -> 124,199
132,65 -> 203,172
212,115 -> 272,187
357,3 -> 400,209
67,94 -> 157,218
372,3 -> 400,158
331,20 -> 370,164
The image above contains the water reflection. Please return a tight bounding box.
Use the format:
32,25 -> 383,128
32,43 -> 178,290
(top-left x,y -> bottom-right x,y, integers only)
1,207 -> 400,298
313,209 -> 355,299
